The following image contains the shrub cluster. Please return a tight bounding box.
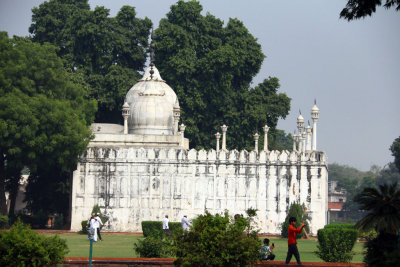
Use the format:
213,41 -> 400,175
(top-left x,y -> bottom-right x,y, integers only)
172,210 -> 260,266
0,220 -> 68,266
315,224 -> 358,263
134,236 -> 173,258
136,220 -> 181,257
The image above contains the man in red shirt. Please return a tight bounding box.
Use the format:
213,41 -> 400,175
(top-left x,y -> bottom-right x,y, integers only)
285,217 -> 306,265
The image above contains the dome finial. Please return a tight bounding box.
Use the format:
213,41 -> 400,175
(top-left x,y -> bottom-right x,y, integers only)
150,28 -> 155,79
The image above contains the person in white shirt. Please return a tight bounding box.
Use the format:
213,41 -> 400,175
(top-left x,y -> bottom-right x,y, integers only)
95,213 -> 103,241
87,213 -> 98,242
181,215 -> 190,231
162,215 -> 170,236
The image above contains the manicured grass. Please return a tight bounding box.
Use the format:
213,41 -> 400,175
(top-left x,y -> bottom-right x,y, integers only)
42,233 -> 366,263
42,233 -> 144,258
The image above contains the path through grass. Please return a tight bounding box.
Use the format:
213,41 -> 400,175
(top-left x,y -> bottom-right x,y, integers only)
42,233 -> 365,262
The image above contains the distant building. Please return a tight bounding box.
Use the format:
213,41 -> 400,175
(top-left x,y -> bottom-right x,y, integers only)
327,180 -> 347,223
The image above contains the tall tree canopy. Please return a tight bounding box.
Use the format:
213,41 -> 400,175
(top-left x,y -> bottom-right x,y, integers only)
0,32 -> 96,215
155,0 -> 291,150
29,0 -> 152,123
340,0 -> 400,21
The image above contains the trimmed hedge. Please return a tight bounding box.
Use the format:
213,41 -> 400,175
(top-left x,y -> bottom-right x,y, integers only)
142,221 -> 182,238
316,227 -> 358,263
324,223 -> 355,229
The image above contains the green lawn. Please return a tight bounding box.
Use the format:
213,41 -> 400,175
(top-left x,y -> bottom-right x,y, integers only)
42,233 -> 143,258
42,233 -> 366,263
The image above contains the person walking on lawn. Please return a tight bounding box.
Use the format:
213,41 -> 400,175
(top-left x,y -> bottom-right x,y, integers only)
285,217 -> 306,265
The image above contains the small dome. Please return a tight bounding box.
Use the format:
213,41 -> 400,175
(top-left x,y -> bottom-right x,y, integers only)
297,114 -> 304,123
312,104 -> 319,113
125,65 -> 179,135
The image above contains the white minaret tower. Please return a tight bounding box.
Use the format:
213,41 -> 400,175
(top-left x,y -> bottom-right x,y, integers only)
221,125 -> 228,151
253,133 -> 259,153
173,103 -> 180,135
122,102 -> 130,135
263,125 -> 270,152
292,130 -> 298,152
297,111 -> 304,153
311,100 -> 319,151
215,132 -> 221,152
306,121 -> 312,152
180,124 -> 186,147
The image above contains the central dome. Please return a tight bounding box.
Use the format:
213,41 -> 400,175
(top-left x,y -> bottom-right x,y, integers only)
125,65 -> 179,135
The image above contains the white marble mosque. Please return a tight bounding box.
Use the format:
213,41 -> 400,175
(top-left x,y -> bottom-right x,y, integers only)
70,43 -> 328,235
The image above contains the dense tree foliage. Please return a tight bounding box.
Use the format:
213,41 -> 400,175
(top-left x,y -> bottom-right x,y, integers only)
0,32 -> 96,216
29,0 -> 152,123
330,159 -> 400,223
340,0 -> 400,21
155,0 -> 291,150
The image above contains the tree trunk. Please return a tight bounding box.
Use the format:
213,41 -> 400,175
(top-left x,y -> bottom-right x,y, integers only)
0,154 -> 8,215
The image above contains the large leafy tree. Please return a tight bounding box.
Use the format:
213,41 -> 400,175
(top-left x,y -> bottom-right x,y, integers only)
155,0 -> 291,150
0,32 -> 96,215
340,0 -> 400,21
29,0 -> 152,123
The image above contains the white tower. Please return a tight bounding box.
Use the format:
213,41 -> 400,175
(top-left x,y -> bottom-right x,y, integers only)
122,102 -> 130,135
311,100 -> 319,151
306,121 -> 312,152
263,125 -> 270,152
221,125 -> 228,151
297,111 -> 304,153
253,133 -> 259,153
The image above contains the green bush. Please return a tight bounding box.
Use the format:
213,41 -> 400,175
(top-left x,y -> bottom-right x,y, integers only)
315,227 -> 358,263
0,214 -> 8,229
134,236 -> 172,258
142,221 -> 182,238
142,221 -> 163,238
0,219 -> 68,266
169,222 -> 181,234
281,202 -> 310,238
359,228 -> 377,241
172,210 -> 260,266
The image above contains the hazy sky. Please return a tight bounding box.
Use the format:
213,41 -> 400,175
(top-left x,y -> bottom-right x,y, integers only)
1,0 -> 399,171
